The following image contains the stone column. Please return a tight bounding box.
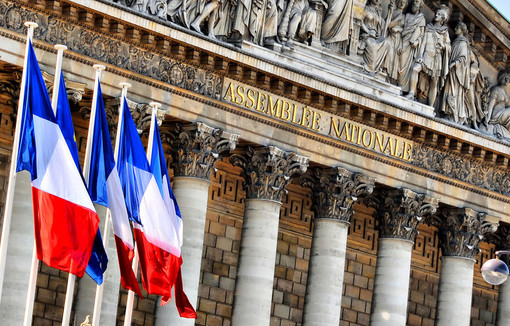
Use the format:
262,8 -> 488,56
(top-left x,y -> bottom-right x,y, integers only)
364,188 -> 438,326
300,167 -> 374,326
481,223 -> 510,326
155,122 -> 238,325
429,208 -> 496,326
0,171 -> 33,324
230,146 -> 308,325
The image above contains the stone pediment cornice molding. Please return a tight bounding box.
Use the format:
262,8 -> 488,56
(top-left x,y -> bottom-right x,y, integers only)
4,0 -> 510,168
2,0 -> 510,201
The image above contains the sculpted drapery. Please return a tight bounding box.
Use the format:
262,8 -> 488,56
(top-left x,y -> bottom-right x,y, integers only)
441,24 -> 470,124
398,0 -> 426,93
359,0 -> 390,74
321,0 -> 353,51
383,0 -> 406,84
487,71 -> 510,139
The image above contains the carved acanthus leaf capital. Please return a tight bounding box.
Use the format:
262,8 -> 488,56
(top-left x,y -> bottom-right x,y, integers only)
364,188 -> 439,241
430,208 -> 497,259
42,71 -> 86,104
163,122 -> 239,180
300,167 -> 375,222
231,146 -> 309,202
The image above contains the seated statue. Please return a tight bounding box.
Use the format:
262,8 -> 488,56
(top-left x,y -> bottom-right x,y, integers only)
485,70 -> 510,139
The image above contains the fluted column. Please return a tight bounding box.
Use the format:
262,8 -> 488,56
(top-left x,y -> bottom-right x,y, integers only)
429,208 -> 496,326
230,146 -> 308,325
300,168 -> 374,326
156,122 -> 238,325
364,188 -> 438,326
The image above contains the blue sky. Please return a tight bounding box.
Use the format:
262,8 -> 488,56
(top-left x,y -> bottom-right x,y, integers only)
488,0 -> 510,21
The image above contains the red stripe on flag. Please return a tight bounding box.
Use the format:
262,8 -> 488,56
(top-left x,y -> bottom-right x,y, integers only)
114,235 -> 142,297
133,229 -> 180,297
32,187 -> 99,277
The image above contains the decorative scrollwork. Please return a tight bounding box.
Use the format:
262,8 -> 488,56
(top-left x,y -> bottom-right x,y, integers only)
299,167 -> 375,222
428,208 -> 497,259
230,146 -> 309,202
162,122 -> 239,180
364,188 -> 439,241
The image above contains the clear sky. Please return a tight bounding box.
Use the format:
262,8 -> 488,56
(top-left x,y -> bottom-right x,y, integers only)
488,0 -> 510,21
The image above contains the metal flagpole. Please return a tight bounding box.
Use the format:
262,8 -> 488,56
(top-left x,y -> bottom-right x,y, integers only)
23,43 -> 67,326
24,42 -> 66,326
114,83 -> 139,326
80,64 -> 108,326
0,21 -> 38,304
123,101 -> 161,326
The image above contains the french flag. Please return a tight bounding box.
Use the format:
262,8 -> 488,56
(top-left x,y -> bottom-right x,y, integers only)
150,117 -> 196,317
87,82 -> 141,296
116,99 -> 195,318
55,71 -> 108,285
16,40 -> 99,277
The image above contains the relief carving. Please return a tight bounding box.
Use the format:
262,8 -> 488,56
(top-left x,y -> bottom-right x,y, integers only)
481,70 -> 510,139
230,146 -> 309,201
405,4 -> 450,107
364,188 -> 438,241
428,208 -> 496,259
299,167 -> 375,222
321,0 -> 353,53
162,122 -> 239,179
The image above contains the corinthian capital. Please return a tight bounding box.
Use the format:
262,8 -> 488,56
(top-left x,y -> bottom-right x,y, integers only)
364,188 -> 439,241
430,208 -> 497,259
162,122 -> 239,180
230,146 -> 309,202
300,167 -> 375,222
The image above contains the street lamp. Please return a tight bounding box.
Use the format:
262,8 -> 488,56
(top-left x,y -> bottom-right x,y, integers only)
481,250 -> 510,285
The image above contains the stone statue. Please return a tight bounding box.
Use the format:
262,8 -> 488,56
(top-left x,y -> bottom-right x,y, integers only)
358,0 -> 391,74
382,0 -> 406,84
213,0 -> 237,40
190,0 -> 222,38
465,49 -> 489,129
321,0 -> 353,52
405,5 -> 450,107
485,70 -> 510,139
440,22 -> 470,124
283,0 -> 317,44
397,0 -> 426,94
230,0 -> 252,43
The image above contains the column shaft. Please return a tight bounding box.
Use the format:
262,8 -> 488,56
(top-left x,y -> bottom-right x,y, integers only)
497,278 -> 510,325
436,256 -> 474,326
155,176 -> 210,326
74,206 -> 120,325
371,238 -> 414,326
0,172 -> 33,323
303,218 -> 348,326
232,199 -> 281,326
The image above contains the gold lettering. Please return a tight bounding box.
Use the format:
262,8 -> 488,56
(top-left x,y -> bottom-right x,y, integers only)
246,88 -> 256,109
312,111 -> 321,131
280,101 -> 292,120
330,117 -> 342,137
362,129 -> 374,148
393,138 -> 403,158
291,103 -> 301,123
223,82 -> 236,102
383,137 -> 395,156
267,95 -> 281,116
301,106 -> 312,128
255,92 -> 266,112
402,143 -> 413,161
340,122 -> 351,142
374,132 -> 385,152
235,85 -> 245,105
351,125 -> 359,144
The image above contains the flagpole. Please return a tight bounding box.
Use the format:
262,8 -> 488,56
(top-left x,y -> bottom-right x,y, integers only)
45,44 -> 79,326
114,83 -> 140,326
24,42 -> 66,326
80,64 -> 109,326
0,21 -> 38,304
124,100 -> 160,326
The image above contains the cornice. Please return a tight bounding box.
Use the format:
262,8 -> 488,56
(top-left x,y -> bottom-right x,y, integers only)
0,0 -> 509,203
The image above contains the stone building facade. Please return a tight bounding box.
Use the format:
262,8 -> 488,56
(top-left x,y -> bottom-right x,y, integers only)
0,0 -> 509,325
